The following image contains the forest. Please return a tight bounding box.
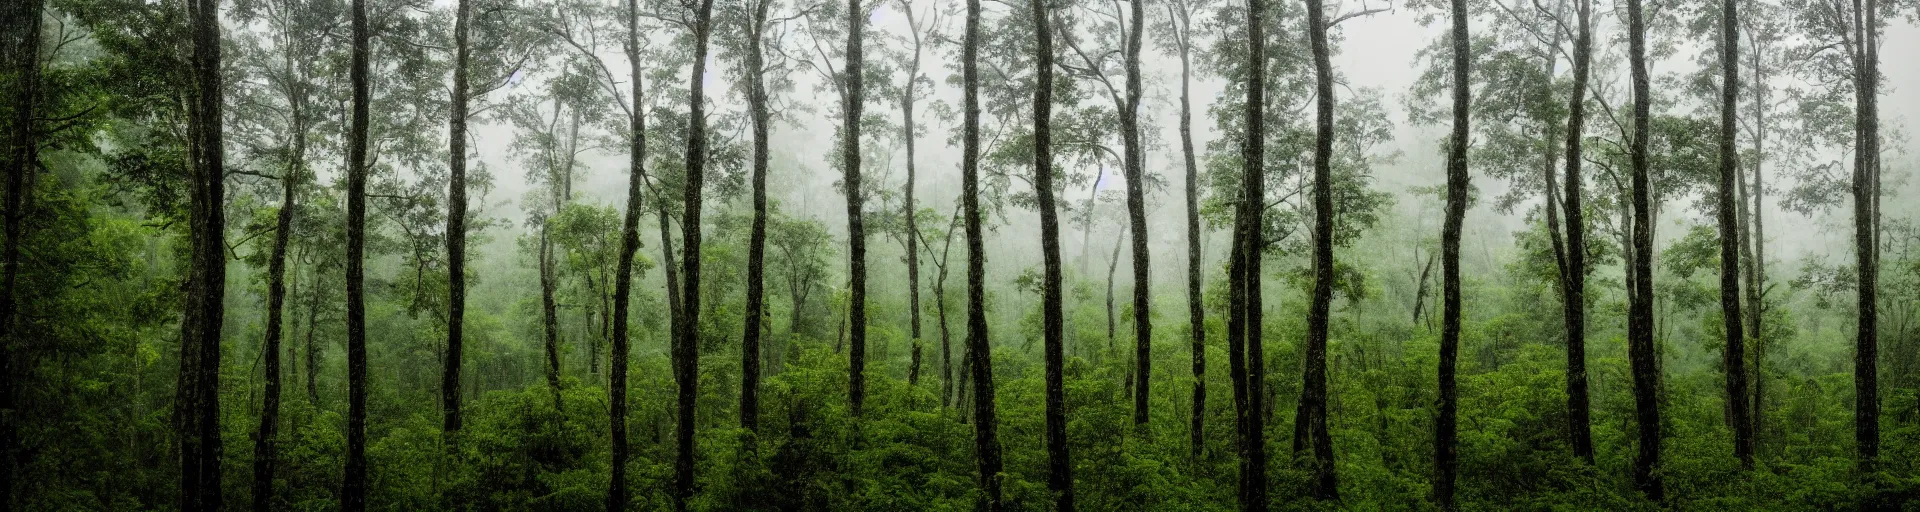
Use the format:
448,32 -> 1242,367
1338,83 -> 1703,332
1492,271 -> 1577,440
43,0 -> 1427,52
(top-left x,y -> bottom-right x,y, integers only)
0,0 -> 1917,506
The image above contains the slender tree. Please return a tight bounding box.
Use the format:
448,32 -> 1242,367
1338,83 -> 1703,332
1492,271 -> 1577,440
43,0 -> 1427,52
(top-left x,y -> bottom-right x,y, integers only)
342,0 -> 372,507
1032,0 -> 1074,507
896,0 -> 936,389
1158,0 -> 1207,462
1433,0 -> 1470,504
843,0 -> 870,417
444,0 -> 473,438
251,44 -> 309,510
1229,0 -> 1268,506
740,0 -> 774,434
673,0 -> 717,507
1121,0 -> 1151,428
1,0 -> 43,507
1560,0 -> 1595,464
1849,0 -> 1879,472
1714,0 -> 1753,468
1302,0 -> 1339,498
608,0 -> 649,505
1624,0 -> 1663,496
962,0 -> 1005,506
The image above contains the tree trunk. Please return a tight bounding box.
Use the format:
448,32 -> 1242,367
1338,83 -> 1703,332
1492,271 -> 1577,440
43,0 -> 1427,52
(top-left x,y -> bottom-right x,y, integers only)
1714,0 -> 1753,468
1433,0 -> 1470,504
178,0 -> 228,505
962,0 -> 1005,506
903,21 -> 923,390
843,0 -> 870,417
741,0 -> 771,434
673,0 -> 714,507
342,0 -> 372,506
540,224 -> 564,411
1561,0 -> 1595,464
252,89 -> 306,512
306,271 -> 320,405
1850,0 -> 1879,472
1122,0 -> 1151,428
1032,1 -> 1074,508
1303,0 -> 1338,499
1231,0 -> 1267,506
1,0 -> 43,506
1170,0 -> 1206,463
443,0 -> 472,441
1740,31 -> 1766,451
608,0 -> 648,506
1625,0 -> 1663,497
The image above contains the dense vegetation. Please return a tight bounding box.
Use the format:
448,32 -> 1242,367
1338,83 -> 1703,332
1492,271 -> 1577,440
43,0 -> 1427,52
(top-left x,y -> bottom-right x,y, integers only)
1,0 -> 1916,508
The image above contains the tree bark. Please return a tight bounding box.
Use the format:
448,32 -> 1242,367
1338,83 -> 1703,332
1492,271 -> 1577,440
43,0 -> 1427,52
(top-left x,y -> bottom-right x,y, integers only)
1714,0 -> 1753,468
673,0 -> 714,507
1625,0 -> 1663,497
1560,0 -> 1595,464
741,0 -> 771,435
1122,0 -> 1151,429
902,12 -> 924,390
843,0 -> 870,417
608,0 -> 648,506
342,0 -> 371,506
1303,0 -> 1338,499
1033,0 -> 1075,508
1231,0 -> 1268,506
178,0 -> 229,505
1167,0 -> 1206,463
252,77 -> 306,512
1433,0 -> 1470,504
0,0 -> 43,507
1739,29 -> 1766,450
1849,0 -> 1879,472
443,0 -> 472,440
962,0 -> 1005,506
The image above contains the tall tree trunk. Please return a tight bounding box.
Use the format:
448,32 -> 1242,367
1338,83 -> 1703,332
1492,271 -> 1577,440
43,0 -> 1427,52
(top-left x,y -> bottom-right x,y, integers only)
306,271 -> 320,405
843,0 -> 870,417
0,0 -> 43,506
1230,0 -> 1267,506
1560,0 -> 1595,464
673,0 -> 715,507
962,0 -> 1005,506
1740,32 -> 1766,450
1625,0 -> 1663,497
1122,0 -> 1151,428
540,223 -> 564,411
1032,0 -> 1074,508
741,0 -> 770,434
1169,0 -> 1206,463
934,227 -> 954,407
342,0 -> 372,506
179,0 -> 229,504
1303,0 -> 1338,499
252,97 -> 305,512
1433,0 -> 1470,505
1107,228 -> 1122,352
443,0 -> 471,439
902,11 -> 923,389
1714,0 -> 1753,468
1849,0 -> 1879,472
608,0 -> 648,506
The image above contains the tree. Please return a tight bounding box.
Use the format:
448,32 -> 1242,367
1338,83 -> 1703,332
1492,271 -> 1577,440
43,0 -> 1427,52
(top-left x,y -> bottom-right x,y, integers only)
1302,0 -> 1338,498
961,0 -> 1005,505
1433,0 -> 1470,504
1,0 -> 44,507
840,0 -> 871,417
1625,0 -> 1664,496
734,0 -> 776,434
1560,0 -> 1596,464
890,0 -> 939,389
674,0 -> 717,506
1847,0 -> 1881,472
1229,0 -> 1269,506
1713,0 -> 1753,468
174,0 -> 231,506
1032,0 -> 1074,507
1152,0 -> 1211,461
342,0 -> 372,509
444,0 -> 473,440
1120,0 -> 1150,428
